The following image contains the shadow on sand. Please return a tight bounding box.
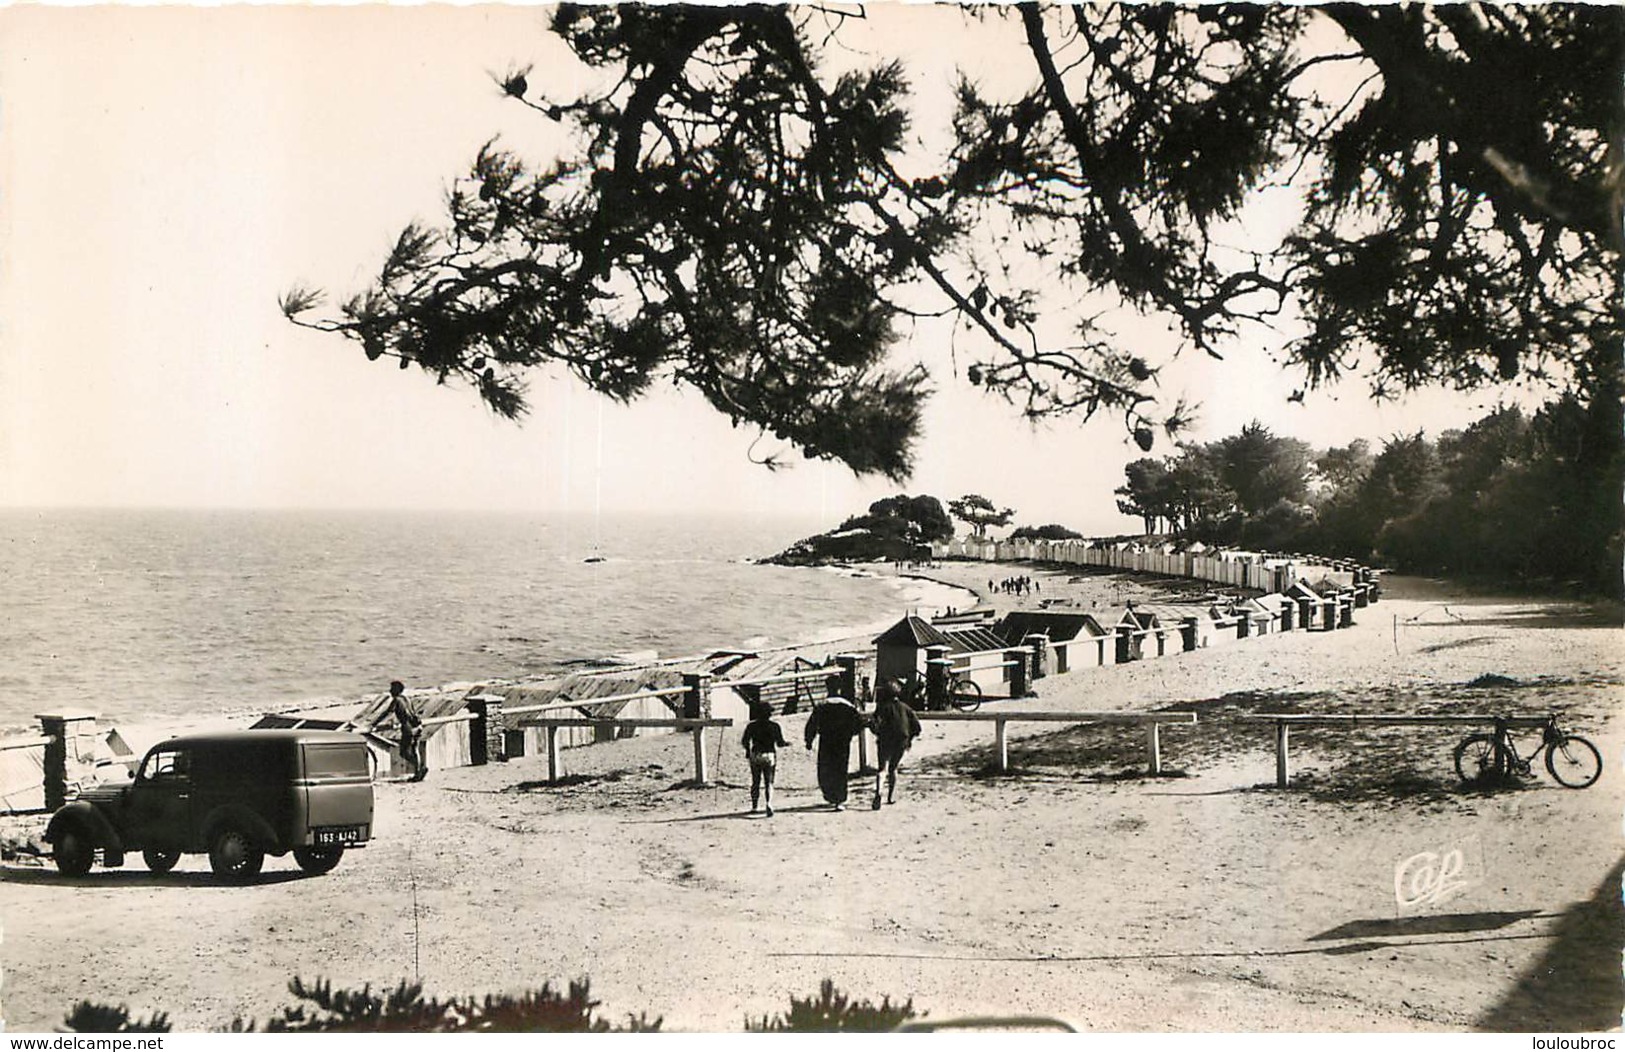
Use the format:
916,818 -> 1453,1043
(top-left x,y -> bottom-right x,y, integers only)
1476,855 -> 1625,1032
1,864 -> 310,889
1309,910 -> 1545,941
638,802 -> 855,824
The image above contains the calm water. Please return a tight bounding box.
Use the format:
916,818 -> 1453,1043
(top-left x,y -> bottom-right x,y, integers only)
0,509 -> 962,735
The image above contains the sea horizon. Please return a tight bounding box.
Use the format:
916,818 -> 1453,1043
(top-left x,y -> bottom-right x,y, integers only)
0,507 -> 970,738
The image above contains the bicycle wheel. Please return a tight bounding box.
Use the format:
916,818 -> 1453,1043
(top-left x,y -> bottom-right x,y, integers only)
950,676 -> 982,713
1545,735 -> 1602,789
1453,733 -> 1508,785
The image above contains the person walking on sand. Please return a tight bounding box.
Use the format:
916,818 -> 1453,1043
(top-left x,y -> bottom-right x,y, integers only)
384,680 -> 426,782
741,701 -> 789,817
804,680 -> 865,811
869,676 -> 922,809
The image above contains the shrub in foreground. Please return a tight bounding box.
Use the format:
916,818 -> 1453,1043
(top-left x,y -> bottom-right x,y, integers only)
65,977 -> 659,1033
746,978 -> 920,1032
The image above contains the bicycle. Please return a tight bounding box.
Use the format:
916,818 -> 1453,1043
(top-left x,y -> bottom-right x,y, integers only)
903,670 -> 982,713
1452,715 -> 1602,789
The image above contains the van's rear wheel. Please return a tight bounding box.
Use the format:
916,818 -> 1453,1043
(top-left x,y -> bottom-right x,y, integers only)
292,846 -> 344,875
208,827 -> 263,881
53,827 -> 94,876
142,848 -> 180,874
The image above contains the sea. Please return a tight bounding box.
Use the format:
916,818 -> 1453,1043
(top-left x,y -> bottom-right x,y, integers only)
0,509 -> 971,738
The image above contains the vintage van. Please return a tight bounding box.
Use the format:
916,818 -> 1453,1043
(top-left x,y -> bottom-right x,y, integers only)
44,729 -> 374,881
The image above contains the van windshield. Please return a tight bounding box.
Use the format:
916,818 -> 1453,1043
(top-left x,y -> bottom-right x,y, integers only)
303,743 -> 371,779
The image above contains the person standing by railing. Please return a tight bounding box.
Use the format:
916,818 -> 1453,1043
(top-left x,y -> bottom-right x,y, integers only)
384,680 -> 426,783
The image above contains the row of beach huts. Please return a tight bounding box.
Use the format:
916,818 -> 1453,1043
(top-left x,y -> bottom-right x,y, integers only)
2,544 -> 1375,810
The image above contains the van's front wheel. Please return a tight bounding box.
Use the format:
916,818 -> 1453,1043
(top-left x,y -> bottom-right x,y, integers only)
208,827 -> 264,882
292,846 -> 344,875
142,848 -> 180,874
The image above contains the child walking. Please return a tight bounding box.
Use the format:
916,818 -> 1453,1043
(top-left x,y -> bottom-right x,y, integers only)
741,701 -> 789,816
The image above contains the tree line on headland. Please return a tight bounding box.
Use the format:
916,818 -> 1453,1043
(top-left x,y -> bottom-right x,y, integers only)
770,394 -> 1622,599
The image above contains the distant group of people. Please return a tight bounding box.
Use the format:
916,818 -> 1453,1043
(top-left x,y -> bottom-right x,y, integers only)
990,575 -> 1040,596
741,675 -> 922,815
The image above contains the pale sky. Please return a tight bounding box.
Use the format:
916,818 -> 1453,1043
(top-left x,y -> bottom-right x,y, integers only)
0,4 -> 1537,534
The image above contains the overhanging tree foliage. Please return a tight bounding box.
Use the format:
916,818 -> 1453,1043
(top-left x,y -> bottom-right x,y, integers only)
284,3 -> 1623,477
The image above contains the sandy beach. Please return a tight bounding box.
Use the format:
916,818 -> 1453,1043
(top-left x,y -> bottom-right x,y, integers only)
3,562 -> 1620,1032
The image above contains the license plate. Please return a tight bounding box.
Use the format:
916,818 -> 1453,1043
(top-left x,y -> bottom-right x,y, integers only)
314,826 -> 363,845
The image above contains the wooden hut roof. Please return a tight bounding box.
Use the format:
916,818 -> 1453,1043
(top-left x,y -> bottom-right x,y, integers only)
1253,593 -> 1290,614
995,610 -> 1109,644
347,685 -> 484,731
1131,603 -> 1213,626
873,614 -> 953,648
1115,607 -> 1161,630
940,625 -> 1009,654
487,666 -> 692,718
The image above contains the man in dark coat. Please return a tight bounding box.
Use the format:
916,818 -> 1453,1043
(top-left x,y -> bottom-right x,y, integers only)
870,677 -> 923,809
804,689 -> 865,811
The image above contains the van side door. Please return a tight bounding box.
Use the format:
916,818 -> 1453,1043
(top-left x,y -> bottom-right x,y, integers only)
125,746 -> 196,851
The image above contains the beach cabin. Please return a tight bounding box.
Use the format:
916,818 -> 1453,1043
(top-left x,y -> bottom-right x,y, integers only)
1284,579 -> 1326,631
940,621 -> 1016,692
995,611 -> 1113,673
1138,603 -> 1217,653
1206,596 -> 1268,639
323,686 -> 479,776
1308,576 -> 1356,629
496,669 -> 690,757
1232,597 -> 1274,637
1146,603 -> 1218,651
704,650 -> 845,720
873,615 -> 955,687
1112,607 -> 1166,662
1255,592 -> 1295,632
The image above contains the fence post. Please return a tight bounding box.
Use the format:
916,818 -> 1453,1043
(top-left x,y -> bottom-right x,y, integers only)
1023,634 -> 1050,679
995,718 -> 1009,772
1146,721 -> 1163,775
835,654 -> 861,700
692,725 -> 710,785
466,694 -> 506,766
1006,649 -> 1030,698
682,672 -> 711,719
1275,721 -> 1290,788
37,710 -> 98,811
924,644 -> 950,709
836,654 -> 873,774
546,725 -> 563,783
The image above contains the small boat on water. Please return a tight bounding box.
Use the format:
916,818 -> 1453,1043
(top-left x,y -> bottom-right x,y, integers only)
583,555 -> 607,564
